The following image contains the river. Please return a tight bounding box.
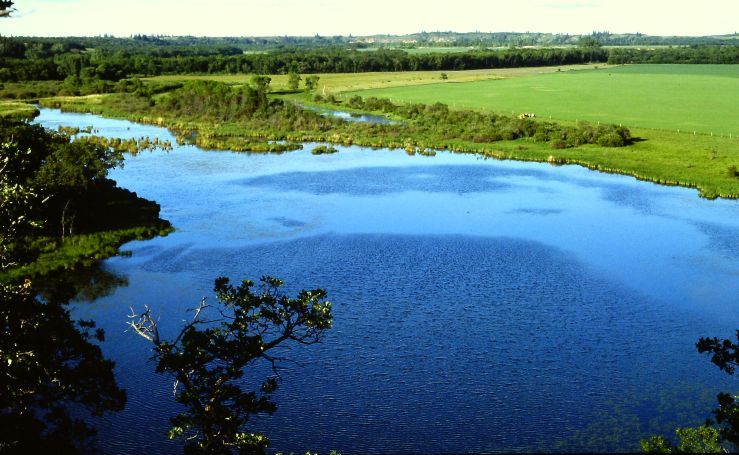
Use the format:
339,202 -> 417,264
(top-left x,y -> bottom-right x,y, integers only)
36,108 -> 738,454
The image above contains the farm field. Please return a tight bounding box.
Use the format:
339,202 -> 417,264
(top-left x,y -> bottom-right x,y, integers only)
44,64 -> 739,199
147,64 -> 611,95
344,64 -> 739,136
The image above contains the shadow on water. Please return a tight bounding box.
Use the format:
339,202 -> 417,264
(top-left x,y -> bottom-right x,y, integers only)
40,264 -> 129,305
1,268 -> 128,453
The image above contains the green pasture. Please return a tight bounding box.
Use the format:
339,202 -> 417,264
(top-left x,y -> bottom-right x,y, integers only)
146,64 -> 607,95
345,64 -> 739,136
38,63 -> 739,198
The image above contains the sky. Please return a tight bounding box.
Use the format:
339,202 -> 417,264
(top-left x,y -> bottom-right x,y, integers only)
2,0 -> 738,37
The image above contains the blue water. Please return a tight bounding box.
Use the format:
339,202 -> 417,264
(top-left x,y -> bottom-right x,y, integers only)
36,109 -> 739,454
304,106 -> 396,124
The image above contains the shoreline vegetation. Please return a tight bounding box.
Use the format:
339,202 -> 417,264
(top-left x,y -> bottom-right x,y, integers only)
1,55 -> 737,282
0,118 -> 172,284
27,71 -> 738,200
1,37 -> 736,201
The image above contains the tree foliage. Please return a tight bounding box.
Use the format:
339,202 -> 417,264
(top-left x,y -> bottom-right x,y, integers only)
0,119 -> 129,257
641,426 -> 723,453
287,72 -> 301,91
304,75 -> 320,91
697,331 -> 739,375
129,276 -> 333,454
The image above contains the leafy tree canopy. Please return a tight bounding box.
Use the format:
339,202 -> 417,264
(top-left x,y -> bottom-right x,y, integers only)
129,275 -> 333,454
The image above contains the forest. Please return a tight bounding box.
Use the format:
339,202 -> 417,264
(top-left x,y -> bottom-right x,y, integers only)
1,37 -> 737,87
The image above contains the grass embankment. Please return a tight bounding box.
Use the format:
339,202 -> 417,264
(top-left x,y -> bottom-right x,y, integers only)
40,64 -> 739,199
327,64 -> 738,198
0,100 -> 40,120
344,64 -> 739,136
5,226 -> 171,282
147,64 -> 610,95
2,184 -> 173,282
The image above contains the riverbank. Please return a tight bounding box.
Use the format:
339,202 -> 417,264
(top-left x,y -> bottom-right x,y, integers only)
0,117 -> 173,284
0,100 -> 40,120
28,106 -> 739,454
2,183 -> 172,283
35,90 -> 739,200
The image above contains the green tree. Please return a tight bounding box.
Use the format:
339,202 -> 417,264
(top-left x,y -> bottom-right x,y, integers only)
0,120 -> 123,241
578,36 -> 602,48
34,135 -> 123,238
129,275 -> 333,454
250,75 -> 271,94
287,72 -> 301,91
304,75 -> 320,91
250,75 -> 271,110
641,426 -> 723,453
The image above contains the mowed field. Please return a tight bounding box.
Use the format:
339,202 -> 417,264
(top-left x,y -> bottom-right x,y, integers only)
73,64 -> 739,198
345,64 -> 739,135
147,64 -> 611,96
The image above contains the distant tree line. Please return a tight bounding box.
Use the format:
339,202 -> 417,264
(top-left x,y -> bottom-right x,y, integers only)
395,31 -> 739,47
0,44 -> 612,82
2,31 -> 737,52
608,45 -> 739,64
1,38 -> 736,84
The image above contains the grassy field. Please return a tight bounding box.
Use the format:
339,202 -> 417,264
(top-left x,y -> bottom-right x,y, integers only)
147,64 -> 610,95
39,63 -> 739,199
0,100 -> 40,119
343,64 -> 739,136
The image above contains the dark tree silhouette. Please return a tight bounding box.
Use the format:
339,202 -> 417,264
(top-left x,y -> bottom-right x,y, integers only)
129,275 -> 333,454
0,1 -> 13,17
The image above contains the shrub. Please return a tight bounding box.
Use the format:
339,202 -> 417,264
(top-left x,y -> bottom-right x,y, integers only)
311,145 -> 338,155
347,95 -> 364,109
597,132 -> 626,147
550,139 -> 569,149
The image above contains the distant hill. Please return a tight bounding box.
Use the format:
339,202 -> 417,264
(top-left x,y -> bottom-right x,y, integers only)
352,31 -> 739,47
5,32 -> 738,51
